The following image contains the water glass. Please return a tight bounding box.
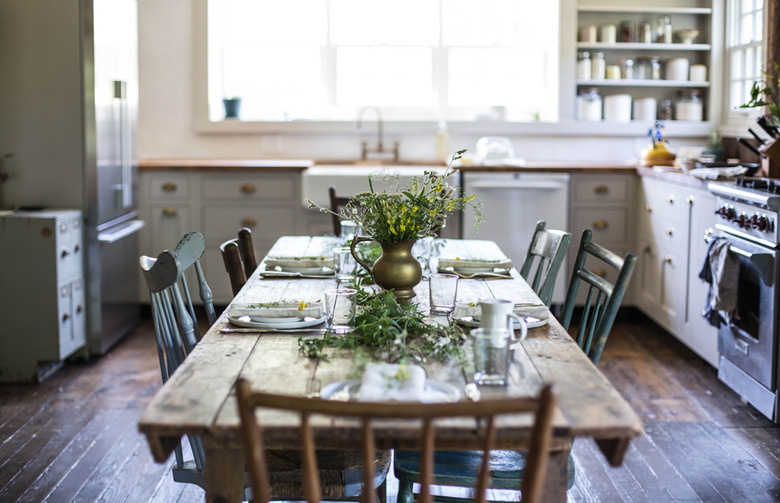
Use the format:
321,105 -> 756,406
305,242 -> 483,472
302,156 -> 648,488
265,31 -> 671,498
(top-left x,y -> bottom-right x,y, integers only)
340,220 -> 359,242
334,245 -> 357,281
428,273 -> 458,315
324,288 -> 357,334
472,327 -> 512,386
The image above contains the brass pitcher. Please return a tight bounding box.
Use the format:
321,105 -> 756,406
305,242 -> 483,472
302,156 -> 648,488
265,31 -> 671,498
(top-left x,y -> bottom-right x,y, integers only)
350,237 -> 422,303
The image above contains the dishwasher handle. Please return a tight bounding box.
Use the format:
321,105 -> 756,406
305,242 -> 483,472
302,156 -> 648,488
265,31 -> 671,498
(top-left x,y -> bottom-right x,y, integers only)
468,180 -> 566,190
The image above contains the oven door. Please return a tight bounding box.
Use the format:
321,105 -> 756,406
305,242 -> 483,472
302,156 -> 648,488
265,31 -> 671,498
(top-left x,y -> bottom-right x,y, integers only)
714,232 -> 778,390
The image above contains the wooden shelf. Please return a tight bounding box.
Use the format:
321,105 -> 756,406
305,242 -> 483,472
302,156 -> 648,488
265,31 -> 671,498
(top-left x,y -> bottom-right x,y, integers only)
577,79 -> 710,88
577,42 -> 710,51
578,6 -> 712,15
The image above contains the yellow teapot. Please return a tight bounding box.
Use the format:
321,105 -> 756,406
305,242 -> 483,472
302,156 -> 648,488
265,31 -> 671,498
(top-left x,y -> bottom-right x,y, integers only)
640,122 -> 676,167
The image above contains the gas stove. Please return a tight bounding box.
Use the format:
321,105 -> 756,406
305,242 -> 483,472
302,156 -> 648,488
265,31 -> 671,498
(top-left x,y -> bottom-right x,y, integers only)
708,178 -> 780,247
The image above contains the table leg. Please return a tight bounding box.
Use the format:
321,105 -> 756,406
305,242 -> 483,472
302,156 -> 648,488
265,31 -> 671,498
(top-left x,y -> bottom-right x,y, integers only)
541,449 -> 570,503
204,442 -> 244,503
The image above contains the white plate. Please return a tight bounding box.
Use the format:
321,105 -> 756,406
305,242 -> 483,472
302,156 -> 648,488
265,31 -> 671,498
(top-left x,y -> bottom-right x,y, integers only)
449,314 -> 549,329
320,379 -> 460,403
228,314 -> 327,330
268,266 -> 335,275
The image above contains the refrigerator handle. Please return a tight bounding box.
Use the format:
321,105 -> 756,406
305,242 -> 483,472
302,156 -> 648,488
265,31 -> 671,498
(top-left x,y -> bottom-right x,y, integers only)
114,80 -> 132,209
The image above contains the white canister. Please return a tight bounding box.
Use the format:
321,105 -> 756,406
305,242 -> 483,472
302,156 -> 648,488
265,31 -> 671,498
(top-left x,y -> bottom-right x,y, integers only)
603,94 -> 632,122
675,90 -> 703,121
579,25 -> 597,42
689,64 -> 707,82
633,97 -> 657,121
666,58 -> 689,81
599,24 -> 617,44
577,88 -> 602,121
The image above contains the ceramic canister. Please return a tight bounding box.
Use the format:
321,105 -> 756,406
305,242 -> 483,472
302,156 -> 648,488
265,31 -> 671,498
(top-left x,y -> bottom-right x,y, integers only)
604,94 -> 632,122
689,64 -> 707,82
633,97 -> 657,121
666,58 -> 689,81
599,24 -> 617,44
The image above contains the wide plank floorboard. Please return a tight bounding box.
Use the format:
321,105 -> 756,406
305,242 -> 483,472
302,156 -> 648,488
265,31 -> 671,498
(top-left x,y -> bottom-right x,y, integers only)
0,309 -> 778,502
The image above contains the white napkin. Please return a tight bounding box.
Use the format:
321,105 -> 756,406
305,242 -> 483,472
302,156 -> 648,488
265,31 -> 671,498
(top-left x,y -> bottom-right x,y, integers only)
359,363 -> 427,402
452,301 -> 548,321
265,255 -> 336,269
228,300 -> 324,320
437,257 -> 513,270
687,166 -> 748,180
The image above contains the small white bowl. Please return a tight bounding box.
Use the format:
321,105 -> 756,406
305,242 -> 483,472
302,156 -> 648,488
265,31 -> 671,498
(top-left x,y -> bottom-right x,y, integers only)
676,29 -> 699,44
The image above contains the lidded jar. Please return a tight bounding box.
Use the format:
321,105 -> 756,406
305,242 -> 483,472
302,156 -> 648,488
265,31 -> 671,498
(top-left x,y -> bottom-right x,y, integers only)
577,52 -> 592,80
675,90 -> 703,121
577,87 -> 602,121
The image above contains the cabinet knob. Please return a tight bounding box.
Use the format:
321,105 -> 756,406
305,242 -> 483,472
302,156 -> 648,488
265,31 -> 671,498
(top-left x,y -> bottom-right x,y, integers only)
162,207 -> 178,217
665,227 -> 674,236
664,255 -> 673,263
61,247 -> 69,258
593,268 -> 607,278
644,245 -> 653,254
645,204 -> 653,213
62,312 -> 71,322
241,217 -> 257,227
74,243 -> 81,253
593,219 -> 608,230
593,185 -> 609,195
240,183 -> 257,194
686,195 -> 694,205
666,195 -> 675,204
76,304 -> 84,314
161,182 -> 178,192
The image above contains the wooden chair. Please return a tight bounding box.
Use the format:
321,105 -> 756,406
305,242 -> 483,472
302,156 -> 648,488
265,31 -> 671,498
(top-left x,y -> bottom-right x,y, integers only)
329,186 -> 351,236
236,379 -> 558,503
519,221 -> 572,307
560,228 -> 638,365
220,227 -> 259,297
139,230 -> 215,490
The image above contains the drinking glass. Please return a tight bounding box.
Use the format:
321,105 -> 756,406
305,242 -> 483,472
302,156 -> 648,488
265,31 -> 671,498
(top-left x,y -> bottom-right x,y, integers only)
324,288 -> 357,334
472,327 -> 512,386
334,245 -> 357,281
428,273 -> 458,315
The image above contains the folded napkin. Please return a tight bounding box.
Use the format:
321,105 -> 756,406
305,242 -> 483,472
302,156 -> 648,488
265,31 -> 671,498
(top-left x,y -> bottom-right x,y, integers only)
359,363 -> 426,402
437,257 -> 513,271
265,255 -> 335,269
228,299 -> 324,320
687,166 -> 748,180
452,301 -> 549,321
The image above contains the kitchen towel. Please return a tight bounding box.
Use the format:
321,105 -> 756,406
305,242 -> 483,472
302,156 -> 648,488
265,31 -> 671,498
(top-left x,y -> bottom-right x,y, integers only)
699,237 -> 739,327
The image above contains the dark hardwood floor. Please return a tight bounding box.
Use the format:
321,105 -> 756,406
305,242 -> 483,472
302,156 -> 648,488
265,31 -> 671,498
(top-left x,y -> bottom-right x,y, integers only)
1,309 -> 779,502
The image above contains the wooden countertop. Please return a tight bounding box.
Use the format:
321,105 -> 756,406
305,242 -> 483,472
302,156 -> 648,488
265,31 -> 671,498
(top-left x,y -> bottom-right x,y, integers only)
635,165 -> 714,189
138,159 -> 314,172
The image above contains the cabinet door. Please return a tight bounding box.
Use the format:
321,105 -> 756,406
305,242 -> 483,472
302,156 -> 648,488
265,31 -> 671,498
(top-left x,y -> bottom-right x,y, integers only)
60,277 -> 86,359
683,190 -> 719,367
149,204 -> 191,254
636,236 -> 685,334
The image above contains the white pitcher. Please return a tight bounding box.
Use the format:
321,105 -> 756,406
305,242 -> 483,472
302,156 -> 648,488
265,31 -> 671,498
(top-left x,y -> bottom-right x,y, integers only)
478,299 -> 528,341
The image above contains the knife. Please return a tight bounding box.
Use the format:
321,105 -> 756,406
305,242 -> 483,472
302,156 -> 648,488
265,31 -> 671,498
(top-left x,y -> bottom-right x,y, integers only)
757,115 -> 778,138
737,137 -> 765,158
748,128 -> 767,145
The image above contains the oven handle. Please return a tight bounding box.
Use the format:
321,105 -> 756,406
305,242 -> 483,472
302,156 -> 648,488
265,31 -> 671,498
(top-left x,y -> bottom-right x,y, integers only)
704,232 -> 775,286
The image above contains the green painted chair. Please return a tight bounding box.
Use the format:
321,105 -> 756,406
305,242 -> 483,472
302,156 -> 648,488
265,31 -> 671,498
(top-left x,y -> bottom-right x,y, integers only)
519,221 -> 572,307
560,229 -> 638,365
220,227 -> 259,297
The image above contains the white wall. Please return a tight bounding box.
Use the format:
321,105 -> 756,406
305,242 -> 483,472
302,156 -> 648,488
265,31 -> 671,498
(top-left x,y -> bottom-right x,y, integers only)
136,0 -> 707,163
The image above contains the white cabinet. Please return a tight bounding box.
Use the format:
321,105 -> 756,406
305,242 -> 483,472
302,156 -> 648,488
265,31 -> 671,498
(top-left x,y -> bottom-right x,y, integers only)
0,210 -> 86,382
568,173 -> 636,305
635,176 -> 718,366
139,170 -> 302,304
575,0 -> 722,127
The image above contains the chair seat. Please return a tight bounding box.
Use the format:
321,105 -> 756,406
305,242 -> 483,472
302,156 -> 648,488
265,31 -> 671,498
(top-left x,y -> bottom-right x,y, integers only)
394,449 -> 574,490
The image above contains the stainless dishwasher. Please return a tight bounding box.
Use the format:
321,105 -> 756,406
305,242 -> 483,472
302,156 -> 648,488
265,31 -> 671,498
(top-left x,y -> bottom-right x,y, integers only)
462,172 -> 570,304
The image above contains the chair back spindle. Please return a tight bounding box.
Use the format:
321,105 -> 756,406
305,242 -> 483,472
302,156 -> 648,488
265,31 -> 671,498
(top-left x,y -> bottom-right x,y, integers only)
519,221 -> 572,307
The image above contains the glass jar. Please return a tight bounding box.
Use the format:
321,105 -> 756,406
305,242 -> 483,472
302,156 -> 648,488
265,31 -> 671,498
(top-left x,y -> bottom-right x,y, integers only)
659,99 -> 673,120
618,21 -> 634,43
638,22 -> 653,43
636,57 -> 661,79
657,15 -> 672,43
577,52 -> 592,80
675,90 -> 703,121
621,58 -> 634,79
591,52 -> 606,80
577,88 -> 602,121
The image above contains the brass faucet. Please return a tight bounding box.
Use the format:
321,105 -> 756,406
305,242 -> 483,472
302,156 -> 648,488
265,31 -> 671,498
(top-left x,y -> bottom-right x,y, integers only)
357,106 -> 399,162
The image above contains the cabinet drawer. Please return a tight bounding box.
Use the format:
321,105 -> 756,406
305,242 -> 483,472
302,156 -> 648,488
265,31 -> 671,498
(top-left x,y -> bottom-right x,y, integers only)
149,174 -> 191,200
203,206 -> 295,242
201,174 -> 295,201
640,177 -> 691,220
571,208 -> 627,243
572,176 -> 632,203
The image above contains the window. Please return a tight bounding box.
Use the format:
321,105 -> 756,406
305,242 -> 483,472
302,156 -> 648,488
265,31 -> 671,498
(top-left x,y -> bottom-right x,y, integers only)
207,0 -> 560,123
725,0 -> 765,122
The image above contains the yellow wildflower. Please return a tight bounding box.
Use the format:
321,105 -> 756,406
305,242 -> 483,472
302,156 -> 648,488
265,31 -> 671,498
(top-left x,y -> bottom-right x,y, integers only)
298,301 -> 307,311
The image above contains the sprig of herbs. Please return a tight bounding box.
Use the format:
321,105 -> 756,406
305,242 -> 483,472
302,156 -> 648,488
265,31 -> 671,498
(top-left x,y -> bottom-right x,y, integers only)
298,286 -> 469,369
740,61 -> 780,126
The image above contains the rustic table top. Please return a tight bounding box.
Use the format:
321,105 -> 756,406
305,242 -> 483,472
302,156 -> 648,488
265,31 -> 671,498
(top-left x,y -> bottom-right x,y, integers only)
138,236 -> 642,466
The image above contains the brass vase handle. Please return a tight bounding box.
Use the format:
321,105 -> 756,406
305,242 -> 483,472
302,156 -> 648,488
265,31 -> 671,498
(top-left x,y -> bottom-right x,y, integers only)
350,236 -> 375,279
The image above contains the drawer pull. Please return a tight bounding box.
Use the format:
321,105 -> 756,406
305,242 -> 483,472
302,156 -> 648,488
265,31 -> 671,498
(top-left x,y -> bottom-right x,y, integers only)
593,185 -> 609,194
241,218 -> 257,227
593,268 -> 607,278
666,195 -> 675,204
76,304 -> 84,314
61,247 -> 69,258
593,220 -> 608,230
665,227 -> 674,236
74,243 -> 81,253
664,255 -> 673,263
162,207 -> 178,217
62,312 -> 71,322
161,182 -> 178,192
645,204 -> 653,213
241,183 -> 257,194
644,245 -> 653,253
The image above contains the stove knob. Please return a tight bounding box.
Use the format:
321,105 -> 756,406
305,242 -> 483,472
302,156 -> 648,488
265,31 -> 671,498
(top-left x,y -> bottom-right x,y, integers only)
735,213 -> 748,228
751,213 -> 770,231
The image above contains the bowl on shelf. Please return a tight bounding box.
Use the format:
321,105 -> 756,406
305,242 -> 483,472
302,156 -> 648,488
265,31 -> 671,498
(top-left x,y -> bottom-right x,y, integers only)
676,29 -> 699,44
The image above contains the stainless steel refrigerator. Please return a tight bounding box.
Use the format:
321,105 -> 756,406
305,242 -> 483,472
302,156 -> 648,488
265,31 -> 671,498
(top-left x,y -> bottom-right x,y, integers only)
0,0 -> 142,354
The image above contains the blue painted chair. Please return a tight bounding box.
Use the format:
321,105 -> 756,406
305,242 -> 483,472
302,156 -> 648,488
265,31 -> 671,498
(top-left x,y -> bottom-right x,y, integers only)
560,228 -> 637,365
519,221 -> 572,307
237,379 -> 559,503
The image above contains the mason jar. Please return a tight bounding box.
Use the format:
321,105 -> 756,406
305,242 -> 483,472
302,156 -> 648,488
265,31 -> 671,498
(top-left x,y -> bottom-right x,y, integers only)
577,88 -> 602,121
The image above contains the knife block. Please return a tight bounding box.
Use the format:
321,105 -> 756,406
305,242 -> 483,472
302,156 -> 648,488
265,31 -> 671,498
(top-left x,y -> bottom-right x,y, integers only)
761,140 -> 780,177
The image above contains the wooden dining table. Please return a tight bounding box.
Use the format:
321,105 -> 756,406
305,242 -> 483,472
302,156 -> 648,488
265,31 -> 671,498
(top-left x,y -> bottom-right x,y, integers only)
138,235 -> 643,503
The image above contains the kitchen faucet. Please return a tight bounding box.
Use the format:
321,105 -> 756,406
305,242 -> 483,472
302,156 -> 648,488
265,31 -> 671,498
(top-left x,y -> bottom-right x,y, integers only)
357,106 -> 399,162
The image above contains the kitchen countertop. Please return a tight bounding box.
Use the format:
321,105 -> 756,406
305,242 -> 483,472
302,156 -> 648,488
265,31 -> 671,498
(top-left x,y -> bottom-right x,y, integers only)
138,159 -> 314,171
635,165 -> 723,189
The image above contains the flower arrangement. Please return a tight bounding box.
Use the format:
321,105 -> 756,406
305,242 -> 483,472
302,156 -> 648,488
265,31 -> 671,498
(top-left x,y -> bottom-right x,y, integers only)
308,150 -> 482,244
740,61 -> 780,126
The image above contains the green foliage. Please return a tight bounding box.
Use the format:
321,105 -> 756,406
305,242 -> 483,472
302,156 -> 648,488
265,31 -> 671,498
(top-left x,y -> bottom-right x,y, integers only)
740,61 -> 780,126
298,286 -> 469,370
308,150 -> 483,244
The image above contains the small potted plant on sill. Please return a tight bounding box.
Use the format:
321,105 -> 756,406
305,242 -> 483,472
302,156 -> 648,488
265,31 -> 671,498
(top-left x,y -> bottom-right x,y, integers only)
222,97 -> 242,119
740,62 -> 780,176
703,129 -> 725,162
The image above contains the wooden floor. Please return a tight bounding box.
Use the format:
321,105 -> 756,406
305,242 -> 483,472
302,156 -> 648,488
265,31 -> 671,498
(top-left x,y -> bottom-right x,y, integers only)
1,309 -> 779,502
